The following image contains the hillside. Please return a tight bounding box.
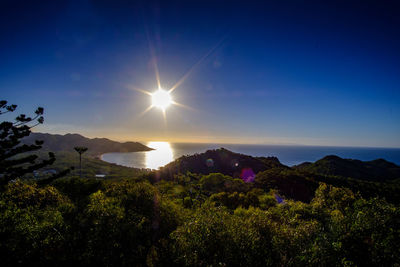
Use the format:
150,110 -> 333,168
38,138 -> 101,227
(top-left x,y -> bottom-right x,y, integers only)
155,148 -> 287,180
23,132 -> 152,155
29,151 -> 149,180
294,155 -> 400,182
150,150 -> 400,203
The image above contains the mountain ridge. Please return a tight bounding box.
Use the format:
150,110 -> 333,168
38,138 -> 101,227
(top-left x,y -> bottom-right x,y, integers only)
23,132 -> 153,155
155,147 -> 287,180
294,154 -> 400,181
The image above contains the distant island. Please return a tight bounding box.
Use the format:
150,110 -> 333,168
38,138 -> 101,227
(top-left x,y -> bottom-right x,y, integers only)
23,132 -> 153,155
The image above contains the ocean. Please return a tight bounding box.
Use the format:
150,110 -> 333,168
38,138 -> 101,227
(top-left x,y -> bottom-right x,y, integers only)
101,142 -> 400,170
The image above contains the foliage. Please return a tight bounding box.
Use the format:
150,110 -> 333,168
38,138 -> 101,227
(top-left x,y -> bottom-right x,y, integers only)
0,173 -> 399,266
171,204 -> 275,266
79,180 -> 185,266
308,184 -> 400,266
200,172 -> 245,194
0,181 -> 73,265
0,101 -> 57,187
209,188 -> 274,209
255,168 -> 318,202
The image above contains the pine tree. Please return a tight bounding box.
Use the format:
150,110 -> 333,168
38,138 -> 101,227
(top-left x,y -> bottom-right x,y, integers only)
0,100 -> 69,188
74,146 -> 88,178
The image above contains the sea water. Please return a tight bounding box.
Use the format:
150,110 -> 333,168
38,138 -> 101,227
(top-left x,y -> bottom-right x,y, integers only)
101,142 -> 400,170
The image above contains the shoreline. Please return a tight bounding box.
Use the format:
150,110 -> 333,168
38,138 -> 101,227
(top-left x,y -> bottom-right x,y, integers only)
99,144 -> 400,169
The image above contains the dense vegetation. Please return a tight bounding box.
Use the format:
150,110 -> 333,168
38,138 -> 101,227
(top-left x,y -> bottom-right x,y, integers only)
2,152 -> 400,266
1,101 -> 400,266
1,174 -> 399,266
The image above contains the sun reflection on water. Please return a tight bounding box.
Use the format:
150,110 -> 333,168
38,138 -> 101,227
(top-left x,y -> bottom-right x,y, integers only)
145,142 -> 174,169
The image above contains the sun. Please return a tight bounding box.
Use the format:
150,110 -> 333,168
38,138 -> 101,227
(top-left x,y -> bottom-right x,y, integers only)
151,89 -> 172,110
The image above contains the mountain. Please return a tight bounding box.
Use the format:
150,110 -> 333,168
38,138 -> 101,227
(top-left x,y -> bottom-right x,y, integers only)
155,148 -> 286,180
294,155 -> 400,182
152,150 -> 400,203
23,132 -> 152,155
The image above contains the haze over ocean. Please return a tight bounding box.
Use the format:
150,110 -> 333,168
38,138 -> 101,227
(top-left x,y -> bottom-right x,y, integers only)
102,142 -> 400,169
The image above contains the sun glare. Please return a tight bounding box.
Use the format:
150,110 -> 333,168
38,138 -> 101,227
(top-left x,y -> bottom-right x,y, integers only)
151,89 -> 172,110
145,141 -> 173,169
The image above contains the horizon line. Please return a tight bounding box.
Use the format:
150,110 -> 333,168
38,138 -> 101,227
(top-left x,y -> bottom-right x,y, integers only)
32,131 -> 400,150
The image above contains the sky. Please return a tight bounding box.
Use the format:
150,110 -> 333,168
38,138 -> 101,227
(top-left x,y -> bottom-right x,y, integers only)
1,0 -> 400,147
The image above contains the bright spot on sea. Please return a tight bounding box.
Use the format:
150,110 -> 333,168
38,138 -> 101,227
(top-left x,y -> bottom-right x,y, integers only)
145,142 -> 174,170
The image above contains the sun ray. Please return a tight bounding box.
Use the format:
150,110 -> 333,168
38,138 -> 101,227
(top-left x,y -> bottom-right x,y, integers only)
144,24 -> 162,89
162,109 -> 167,126
171,101 -> 198,112
153,58 -> 162,89
125,84 -> 153,96
134,30 -> 228,123
168,34 -> 228,93
136,88 -> 153,96
137,105 -> 154,119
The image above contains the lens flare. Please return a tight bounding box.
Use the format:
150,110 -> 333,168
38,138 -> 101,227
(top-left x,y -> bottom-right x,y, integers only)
240,168 -> 255,183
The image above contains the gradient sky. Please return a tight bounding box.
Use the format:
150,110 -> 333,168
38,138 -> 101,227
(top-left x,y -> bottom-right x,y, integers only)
1,0 -> 400,147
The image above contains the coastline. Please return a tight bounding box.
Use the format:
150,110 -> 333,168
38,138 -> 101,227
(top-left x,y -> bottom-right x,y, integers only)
100,143 -> 400,169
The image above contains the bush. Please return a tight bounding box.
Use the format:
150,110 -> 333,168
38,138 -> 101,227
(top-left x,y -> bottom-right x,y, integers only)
171,204 -> 275,266
0,181 -> 73,265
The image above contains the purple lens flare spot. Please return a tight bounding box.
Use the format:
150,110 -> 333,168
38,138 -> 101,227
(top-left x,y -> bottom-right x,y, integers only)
240,168 -> 255,183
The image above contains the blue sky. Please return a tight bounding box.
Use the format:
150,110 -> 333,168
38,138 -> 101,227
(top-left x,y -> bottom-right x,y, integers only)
1,0 -> 400,147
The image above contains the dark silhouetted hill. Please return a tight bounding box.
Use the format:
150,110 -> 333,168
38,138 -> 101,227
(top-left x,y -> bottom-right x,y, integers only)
153,151 -> 400,203
23,132 -> 152,155
255,168 -> 318,202
155,148 -> 286,180
294,155 -> 400,182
